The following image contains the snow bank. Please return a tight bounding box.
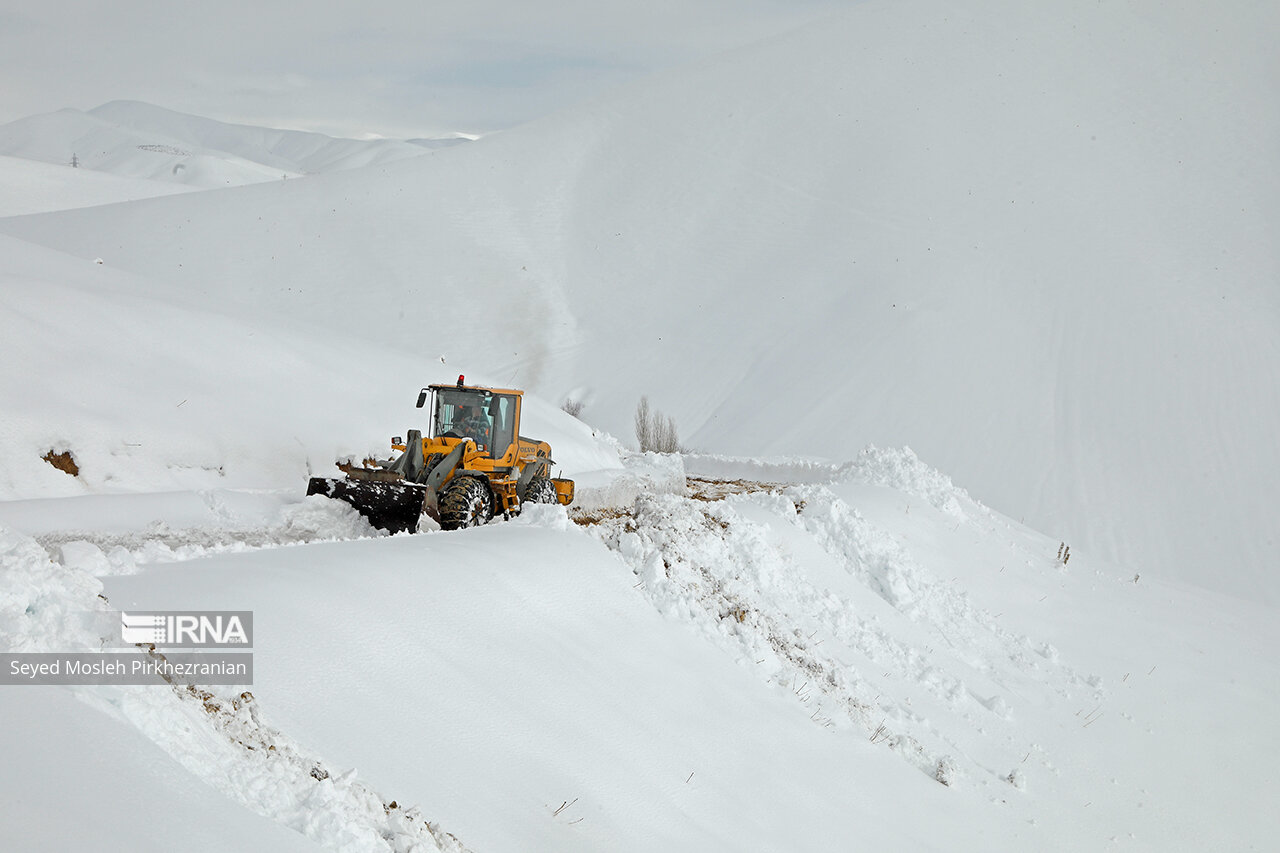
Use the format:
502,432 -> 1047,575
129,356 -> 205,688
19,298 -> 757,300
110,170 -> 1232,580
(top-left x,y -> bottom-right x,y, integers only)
836,445 -> 973,520
570,448 -> 686,513
0,526 -> 104,653
583,484 -> 1094,791
683,446 -> 976,523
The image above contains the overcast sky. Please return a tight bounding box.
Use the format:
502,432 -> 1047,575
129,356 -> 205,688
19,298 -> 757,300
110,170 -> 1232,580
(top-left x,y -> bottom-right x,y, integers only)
1,1 -> 843,138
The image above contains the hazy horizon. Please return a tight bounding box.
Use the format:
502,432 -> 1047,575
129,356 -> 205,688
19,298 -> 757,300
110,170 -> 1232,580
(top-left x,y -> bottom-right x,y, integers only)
0,0 -> 843,138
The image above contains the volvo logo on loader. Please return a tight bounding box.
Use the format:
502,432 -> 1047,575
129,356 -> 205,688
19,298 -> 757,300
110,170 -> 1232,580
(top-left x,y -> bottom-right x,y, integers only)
307,379 -> 574,533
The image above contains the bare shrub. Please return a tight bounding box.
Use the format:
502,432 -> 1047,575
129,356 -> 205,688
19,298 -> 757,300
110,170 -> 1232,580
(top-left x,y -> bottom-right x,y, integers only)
634,395 -> 680,453
561,399 -> 584,418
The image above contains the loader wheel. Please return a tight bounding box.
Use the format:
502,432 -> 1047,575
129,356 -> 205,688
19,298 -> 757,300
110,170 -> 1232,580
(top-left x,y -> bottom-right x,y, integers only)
524,476 -> 558,505
439,476 -> 494,531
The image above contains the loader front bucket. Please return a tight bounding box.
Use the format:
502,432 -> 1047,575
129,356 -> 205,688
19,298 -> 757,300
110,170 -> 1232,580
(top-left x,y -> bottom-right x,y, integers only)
306,476 -> 430,535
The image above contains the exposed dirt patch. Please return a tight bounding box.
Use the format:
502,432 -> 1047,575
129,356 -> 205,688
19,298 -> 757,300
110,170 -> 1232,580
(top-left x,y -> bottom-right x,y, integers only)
42,449 -> 80,477
686,477 -> 781,502
570,507 -> 636,528
572,479 -> 780,528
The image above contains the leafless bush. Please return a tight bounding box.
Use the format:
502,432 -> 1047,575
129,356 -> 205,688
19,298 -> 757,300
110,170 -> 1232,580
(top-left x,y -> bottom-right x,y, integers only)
634,395 -> 680,453
561,399 -> 584,418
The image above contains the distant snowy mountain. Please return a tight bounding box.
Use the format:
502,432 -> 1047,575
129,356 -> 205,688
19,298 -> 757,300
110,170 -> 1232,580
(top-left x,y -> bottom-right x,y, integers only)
0,100 -> 469,190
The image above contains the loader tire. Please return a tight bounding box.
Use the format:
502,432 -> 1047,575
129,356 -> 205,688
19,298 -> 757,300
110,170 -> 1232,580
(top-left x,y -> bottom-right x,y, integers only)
439,476 -> 494,531
524,476 -> 557,505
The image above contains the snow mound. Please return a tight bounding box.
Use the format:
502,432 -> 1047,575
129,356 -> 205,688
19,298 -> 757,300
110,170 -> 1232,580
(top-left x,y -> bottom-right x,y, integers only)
837,445 -> 972,519
569,448 -> 686,514
0,526 -> 103,653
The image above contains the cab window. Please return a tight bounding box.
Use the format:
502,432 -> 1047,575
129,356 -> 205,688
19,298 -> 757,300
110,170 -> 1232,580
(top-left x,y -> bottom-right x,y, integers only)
489,395 -> 517,459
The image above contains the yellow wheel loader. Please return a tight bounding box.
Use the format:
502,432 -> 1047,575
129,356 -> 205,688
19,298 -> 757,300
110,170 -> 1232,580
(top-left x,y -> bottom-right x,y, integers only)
307,376 -> 574,533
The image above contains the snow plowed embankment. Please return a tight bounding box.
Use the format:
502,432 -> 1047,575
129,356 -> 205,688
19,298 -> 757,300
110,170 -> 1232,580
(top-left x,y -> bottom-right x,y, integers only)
578,451 -> 1099,793
5,446 -> 1279,851
0,448 -> 1101,850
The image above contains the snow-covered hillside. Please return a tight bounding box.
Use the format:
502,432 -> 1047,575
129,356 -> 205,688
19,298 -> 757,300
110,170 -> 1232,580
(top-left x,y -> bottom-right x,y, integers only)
0,101 -> 467,189
0,232 -> 618,500
1,0 -> 1277,849
0,153 -> 192,216
2,0 -> 1275,605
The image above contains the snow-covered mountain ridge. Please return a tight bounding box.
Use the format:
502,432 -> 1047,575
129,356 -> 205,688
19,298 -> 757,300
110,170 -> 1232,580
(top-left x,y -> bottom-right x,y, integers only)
0,100 -> 469,189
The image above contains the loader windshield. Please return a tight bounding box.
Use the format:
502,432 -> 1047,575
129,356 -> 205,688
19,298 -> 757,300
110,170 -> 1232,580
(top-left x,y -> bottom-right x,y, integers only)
435,389 -> 493,446
432,387 -> 518,459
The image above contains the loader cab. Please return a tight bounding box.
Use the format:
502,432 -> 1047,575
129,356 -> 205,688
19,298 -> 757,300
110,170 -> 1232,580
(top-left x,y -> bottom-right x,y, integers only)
424,384 -> 520,462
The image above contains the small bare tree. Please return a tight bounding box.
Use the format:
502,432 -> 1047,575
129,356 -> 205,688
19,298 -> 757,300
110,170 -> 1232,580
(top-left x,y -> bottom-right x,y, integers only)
655,412 -> 679,453
635,395 -> 680,453
634,396 -> 652,449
